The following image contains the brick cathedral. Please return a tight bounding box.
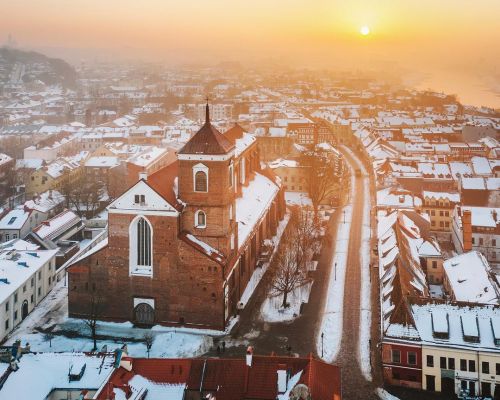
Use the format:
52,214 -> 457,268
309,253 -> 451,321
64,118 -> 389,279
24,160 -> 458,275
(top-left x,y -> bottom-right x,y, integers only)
68,105 -> 285,329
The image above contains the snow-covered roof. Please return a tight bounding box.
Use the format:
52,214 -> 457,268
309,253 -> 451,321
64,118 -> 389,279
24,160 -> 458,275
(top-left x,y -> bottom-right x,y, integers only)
412,302 -> 500,351
0,352 -> 115,398
462,206 -> 500,228
24,190 -> 65,213
377,188 -> 422,209
422,191 -> 460,203
85,156 -> 120,168
0,247 -> 58,303
236,173 -> 279,247
113,375 -> 185,400
32,210 -> 81,241
443,251 -> 499,305
0,209 -> 30,230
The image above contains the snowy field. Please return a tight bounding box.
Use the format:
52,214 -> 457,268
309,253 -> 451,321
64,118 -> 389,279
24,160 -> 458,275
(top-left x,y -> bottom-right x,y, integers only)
316,165 -> 355,362
261,281 -> 313,323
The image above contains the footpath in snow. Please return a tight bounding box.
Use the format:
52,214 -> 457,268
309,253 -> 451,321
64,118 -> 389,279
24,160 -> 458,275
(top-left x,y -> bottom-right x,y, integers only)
344,146 -> 373,381
316,166 -> 355,362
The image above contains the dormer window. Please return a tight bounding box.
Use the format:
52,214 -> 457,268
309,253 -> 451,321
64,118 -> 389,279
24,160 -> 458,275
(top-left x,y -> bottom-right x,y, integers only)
193,163 -> 208,192
195,210 -> 206,228
134,194 -> 145,205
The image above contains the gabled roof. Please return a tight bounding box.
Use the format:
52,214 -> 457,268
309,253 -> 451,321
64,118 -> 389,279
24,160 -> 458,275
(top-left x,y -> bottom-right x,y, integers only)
178,104 -> 234,155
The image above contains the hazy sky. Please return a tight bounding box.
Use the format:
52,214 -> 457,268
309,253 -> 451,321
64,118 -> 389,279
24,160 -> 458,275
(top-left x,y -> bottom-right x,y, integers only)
2,0 -> 499,105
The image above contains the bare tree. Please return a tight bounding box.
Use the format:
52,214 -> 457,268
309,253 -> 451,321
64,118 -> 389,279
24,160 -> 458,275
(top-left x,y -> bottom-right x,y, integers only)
84,289 -> 104,351
270,229 -> 308,308
300,150 -> 338,222
288,206 -> 321,269
61,172 -> 105,218
142,332 -> 155,358
43,331 -> 55,348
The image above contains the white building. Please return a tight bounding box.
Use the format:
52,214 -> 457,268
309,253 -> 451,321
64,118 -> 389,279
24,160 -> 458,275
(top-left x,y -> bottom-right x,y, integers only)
414,302 -> 500,398
0,241 -> 58,341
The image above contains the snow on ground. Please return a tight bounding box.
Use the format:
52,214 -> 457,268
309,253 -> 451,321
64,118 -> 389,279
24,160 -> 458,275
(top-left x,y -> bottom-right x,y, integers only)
7,316 -> 213,358
316,165 -> 355,362
375,388 -> 401,400
5,280 -> 213,359
261,281 -> 313,323
350,148 -> 373,381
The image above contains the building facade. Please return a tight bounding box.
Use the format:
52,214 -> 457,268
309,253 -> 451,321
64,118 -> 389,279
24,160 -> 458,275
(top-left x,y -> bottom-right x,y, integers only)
67,106 -> 285,330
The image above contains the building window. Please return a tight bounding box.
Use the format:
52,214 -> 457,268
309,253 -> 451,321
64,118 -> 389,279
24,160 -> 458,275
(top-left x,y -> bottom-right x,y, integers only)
230,233 -> 235,251
229,204 -> 233,221
427,355 -> 434,367
493,239 -> 497,247
30,294 -> 34,304
469,360 -> 476,372
479,238 -> 484,246
14,311 -> 17,320
5,302 -> 8,312
193,163 -> 209,192
391,349 -> 401,364
129,216 -> 153,276
5,320 -> 8,330
408,352 -> 417,366
448,358 -> 455,370
14,293 -> 17,303
496,363 -> 500,375
482,361 -> 490,374
195,210 -> 206,228
440,357 -> 446,369
134,194 -> 146,204
38,287 -> 41,296
460,359 -> 467,371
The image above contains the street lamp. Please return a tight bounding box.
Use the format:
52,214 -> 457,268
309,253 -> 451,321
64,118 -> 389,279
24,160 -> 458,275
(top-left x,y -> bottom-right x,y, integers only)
334,262 -> 337,281
321,332 -> 324,358
343,209 -> 346,224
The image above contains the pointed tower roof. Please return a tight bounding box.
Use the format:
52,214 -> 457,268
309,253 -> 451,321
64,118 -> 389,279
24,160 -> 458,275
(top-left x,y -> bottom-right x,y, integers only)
178,103 -> 235,155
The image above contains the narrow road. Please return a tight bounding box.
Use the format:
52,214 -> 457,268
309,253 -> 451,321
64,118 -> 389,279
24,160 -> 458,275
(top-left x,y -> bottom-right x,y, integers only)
203,145 -> 379,399
204,204 -> 344,357
336,146 -> 377,399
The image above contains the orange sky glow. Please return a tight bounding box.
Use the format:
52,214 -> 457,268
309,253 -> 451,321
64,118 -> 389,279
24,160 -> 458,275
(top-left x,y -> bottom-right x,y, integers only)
1,0 -> 499,105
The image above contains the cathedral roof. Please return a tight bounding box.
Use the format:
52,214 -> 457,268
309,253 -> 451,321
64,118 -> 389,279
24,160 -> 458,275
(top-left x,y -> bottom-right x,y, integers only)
224,123 -> 245,145
178,103 -> 234,155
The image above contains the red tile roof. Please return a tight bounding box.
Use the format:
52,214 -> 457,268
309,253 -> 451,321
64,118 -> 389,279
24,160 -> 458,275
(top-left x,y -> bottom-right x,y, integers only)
96,354 -> 341,400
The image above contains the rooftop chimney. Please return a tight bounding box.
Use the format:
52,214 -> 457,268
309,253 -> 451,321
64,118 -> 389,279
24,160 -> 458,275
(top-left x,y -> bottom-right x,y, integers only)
277,364 -> 288,394
462,209 -> 472,252
139,172 -> 147,181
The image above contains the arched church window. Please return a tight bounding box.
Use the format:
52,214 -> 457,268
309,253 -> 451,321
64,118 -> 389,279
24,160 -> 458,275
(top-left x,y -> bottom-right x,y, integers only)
195,171 -> 208,192
129,216 -> 153,276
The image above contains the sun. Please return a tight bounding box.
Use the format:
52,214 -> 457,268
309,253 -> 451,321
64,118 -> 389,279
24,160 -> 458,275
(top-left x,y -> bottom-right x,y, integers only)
360,26 -> 370,36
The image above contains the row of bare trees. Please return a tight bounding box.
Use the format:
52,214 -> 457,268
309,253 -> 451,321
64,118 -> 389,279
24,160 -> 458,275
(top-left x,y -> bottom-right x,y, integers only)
270,207 -> 321,308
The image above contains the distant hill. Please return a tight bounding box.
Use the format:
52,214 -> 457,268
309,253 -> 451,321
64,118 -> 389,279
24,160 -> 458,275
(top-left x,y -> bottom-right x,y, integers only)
0,47 -> 77,88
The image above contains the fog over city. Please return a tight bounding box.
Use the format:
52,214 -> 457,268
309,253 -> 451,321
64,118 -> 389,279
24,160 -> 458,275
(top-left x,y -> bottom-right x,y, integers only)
2,0 -> 499,107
